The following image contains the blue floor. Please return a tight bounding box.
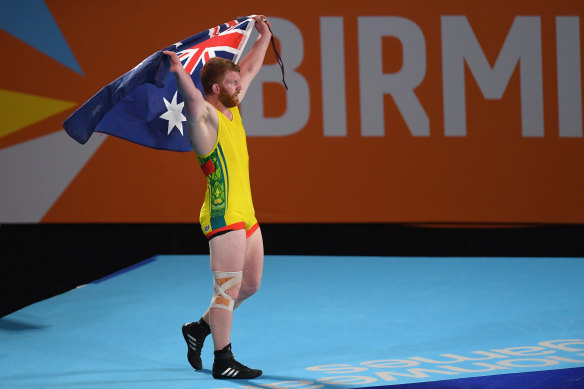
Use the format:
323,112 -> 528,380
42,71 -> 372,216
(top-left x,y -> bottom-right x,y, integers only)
1,255 -> 583,388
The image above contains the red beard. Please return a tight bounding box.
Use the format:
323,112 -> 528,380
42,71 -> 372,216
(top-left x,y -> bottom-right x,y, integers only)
218,87 -> 239,108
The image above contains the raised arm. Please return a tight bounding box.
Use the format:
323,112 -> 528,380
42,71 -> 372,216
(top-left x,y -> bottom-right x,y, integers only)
237,15 -> 273,102
163,50 -> 218,155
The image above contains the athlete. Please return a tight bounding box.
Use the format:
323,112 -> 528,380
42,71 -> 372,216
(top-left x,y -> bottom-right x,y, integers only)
163,15 -> 271,380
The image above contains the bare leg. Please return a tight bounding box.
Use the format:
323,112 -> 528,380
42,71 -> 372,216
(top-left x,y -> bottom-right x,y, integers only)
201,227 -> 264,339
193,227 -> 264,379
207,229 -> 246,351
236,227 -> 264,307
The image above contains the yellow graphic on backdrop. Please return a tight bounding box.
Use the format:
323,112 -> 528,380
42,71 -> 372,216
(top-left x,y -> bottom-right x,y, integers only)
0,89 -> 76,138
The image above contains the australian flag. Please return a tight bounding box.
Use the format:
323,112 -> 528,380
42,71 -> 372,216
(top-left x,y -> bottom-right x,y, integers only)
64,16 -> 256,152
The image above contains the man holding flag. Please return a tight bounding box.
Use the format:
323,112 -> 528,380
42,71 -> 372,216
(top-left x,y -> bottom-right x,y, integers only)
164,15 -> 271,379
64,13 -> 278,380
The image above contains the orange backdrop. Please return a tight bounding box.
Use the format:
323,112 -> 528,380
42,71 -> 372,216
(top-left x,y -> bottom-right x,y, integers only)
1,0 -> 582,224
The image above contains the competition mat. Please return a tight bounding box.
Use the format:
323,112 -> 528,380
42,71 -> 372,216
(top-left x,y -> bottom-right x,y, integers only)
1,255 -> 583,388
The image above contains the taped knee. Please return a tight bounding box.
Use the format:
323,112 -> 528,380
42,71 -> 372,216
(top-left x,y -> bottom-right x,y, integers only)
211,271 -> 242,311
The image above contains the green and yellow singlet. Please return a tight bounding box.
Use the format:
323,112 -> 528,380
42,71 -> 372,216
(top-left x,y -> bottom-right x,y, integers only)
196,106 -> 258,239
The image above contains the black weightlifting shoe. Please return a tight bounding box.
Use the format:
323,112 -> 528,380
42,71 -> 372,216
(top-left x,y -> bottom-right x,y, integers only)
212,343 -> 262,379
182,319 -> 210,370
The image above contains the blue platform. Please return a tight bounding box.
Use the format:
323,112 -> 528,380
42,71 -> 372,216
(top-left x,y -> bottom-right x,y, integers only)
1,255 -> 583,388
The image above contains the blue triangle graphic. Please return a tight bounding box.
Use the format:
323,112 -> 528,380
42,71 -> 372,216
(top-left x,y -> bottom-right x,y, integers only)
0,0 -> 84,75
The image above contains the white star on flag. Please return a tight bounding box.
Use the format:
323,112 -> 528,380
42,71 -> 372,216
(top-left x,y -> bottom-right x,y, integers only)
159,91 -> 186,135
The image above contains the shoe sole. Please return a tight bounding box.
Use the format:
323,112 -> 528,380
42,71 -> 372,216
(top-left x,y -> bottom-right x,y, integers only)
212,371 -> 262,379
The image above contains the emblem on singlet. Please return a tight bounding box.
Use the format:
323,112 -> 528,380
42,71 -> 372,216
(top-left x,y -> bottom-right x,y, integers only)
198,144 -> 229,224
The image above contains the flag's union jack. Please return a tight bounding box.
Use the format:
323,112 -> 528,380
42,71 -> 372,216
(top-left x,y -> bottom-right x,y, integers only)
177,19 -> 253,75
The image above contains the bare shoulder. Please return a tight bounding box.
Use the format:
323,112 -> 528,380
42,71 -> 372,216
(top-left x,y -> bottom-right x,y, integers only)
187,100 -> 219,155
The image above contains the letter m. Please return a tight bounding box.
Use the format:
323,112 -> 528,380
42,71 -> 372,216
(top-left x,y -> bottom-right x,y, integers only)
441,16 -> 543,137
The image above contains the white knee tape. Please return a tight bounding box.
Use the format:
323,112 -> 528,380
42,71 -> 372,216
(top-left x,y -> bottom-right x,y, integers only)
211,270 -> 242,311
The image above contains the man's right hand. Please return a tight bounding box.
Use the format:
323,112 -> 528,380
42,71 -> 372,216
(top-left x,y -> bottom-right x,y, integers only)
162,50 -> 182,73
